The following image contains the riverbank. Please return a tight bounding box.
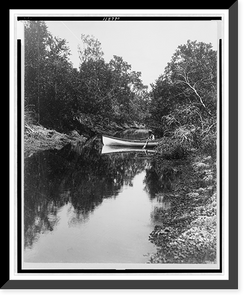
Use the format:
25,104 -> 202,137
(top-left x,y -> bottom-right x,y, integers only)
148,153 -> 217,264
24,123 -> 87,157
24,124 -> 217,264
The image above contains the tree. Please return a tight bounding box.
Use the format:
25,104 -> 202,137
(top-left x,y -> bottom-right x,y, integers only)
77,36 -> 149,128
108,55 -> 148,124
78,34 -> 104,63
24,21 -> 49,122
148,40 -> 217,154
78,58 -> 113,117
42,34 -> 74,128
169,40 -> 217,117
24,21 -> 80,131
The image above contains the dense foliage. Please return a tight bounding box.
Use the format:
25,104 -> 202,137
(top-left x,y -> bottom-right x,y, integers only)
24,21 -> 149,135
147,40 -> 217,156
24,21 -> 217,155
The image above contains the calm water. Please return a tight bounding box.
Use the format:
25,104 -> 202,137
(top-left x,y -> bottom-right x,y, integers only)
24,141 -> 166,264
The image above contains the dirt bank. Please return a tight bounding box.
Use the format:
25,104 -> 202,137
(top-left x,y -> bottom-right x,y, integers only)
24,124 -> 87,157
148,153 -> 217,264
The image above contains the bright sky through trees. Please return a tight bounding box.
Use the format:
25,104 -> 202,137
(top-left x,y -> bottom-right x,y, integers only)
46,20 -> 218,88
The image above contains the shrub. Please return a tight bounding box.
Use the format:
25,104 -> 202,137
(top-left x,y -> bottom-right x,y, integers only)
200,131 -> 217,157
156,137 -> 188,159
24,106 -> 37,126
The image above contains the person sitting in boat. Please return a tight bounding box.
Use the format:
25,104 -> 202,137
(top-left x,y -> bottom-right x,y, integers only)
148,130 -> 155,140
143,130 -> 155,149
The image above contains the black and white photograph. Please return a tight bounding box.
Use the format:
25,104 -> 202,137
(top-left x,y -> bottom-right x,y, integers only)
21,16 -> 220,270
6,5 -> 239,289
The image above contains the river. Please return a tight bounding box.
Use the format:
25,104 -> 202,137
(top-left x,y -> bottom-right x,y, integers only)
23,140 -> 166,264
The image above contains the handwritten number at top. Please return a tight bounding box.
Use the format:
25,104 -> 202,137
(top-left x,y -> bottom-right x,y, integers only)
103,17 -> 120,21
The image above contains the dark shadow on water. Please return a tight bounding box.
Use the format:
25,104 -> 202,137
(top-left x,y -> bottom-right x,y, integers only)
24,139 -> 149,249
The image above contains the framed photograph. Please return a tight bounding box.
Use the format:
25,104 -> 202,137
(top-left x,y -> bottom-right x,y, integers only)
7,3 -> 238,289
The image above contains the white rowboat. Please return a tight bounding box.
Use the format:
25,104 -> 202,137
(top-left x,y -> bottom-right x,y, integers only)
102,135 -> 158,148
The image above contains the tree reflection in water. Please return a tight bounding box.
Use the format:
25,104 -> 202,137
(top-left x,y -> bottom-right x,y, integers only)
143,159 -> 176,198
24,139 -> 147,249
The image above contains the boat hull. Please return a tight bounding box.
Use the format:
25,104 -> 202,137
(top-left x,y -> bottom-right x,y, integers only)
101,145 -> 156,154
102,135 -> 158,148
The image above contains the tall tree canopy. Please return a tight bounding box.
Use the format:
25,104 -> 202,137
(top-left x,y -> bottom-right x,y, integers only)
24,23 -> 149,133
24,21 -> 77,131
77,35 -> 149,127
24,21 -> 217,154
169,40 -> 217,117
148,40 -> 217,153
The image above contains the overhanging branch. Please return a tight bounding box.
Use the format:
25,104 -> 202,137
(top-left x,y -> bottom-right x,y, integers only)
175,72 -> 212,116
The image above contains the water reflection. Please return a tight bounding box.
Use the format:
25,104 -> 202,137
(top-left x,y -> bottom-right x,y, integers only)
24,138 -> 185,263
24,139 -> 164,263
101,145 -> 156,155
143,159 -> 181,199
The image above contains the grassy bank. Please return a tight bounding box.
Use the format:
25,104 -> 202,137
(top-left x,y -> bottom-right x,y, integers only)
24,123 -> 87,157
148,152 -> 217,264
